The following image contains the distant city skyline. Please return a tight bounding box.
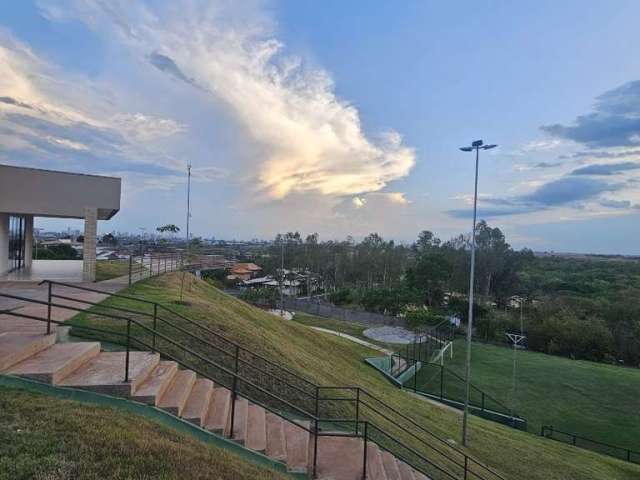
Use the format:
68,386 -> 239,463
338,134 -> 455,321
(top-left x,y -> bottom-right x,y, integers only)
2,1 -> 640,254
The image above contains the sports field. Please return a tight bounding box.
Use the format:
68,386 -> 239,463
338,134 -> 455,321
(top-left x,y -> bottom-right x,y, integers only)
413,338 -> 640,453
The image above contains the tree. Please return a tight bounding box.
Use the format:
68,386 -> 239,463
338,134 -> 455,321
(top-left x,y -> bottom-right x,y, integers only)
156,224 -> 180,234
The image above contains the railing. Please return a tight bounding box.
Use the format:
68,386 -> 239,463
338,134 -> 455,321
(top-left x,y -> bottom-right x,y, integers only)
387,320 -> 525,430
127,252 -> 184,285
541,426 -> 640,464
0,280 -> 508,480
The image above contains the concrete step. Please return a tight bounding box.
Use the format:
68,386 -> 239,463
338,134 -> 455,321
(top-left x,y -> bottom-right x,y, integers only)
412,469 -> 430,480
7,341 -> 100,384
182,378 -> 214,426
284,420 -> 310,474
316,434 -> 366,480
204,387 -> 232,433
265,412 -> 287,461
231,397 -> 249,443
381,450 -> 402,480
132,361 -> 178,405
158,369 -> 197,416
397,460 -> 416,480
58,351 -> 159,396
246,404 -> 267,452
0,332 -> 56,371
0,314 -> 56,336
366,442 -> 388,480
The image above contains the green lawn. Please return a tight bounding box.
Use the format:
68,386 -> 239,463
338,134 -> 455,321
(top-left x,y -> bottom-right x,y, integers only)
95,259 -> 130,282
0,387 -> 289,480
414,338 -> 640,453
67,273 -> 640,480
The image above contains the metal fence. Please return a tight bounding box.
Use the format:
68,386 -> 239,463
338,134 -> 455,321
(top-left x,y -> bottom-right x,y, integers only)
127,252 -> 184,285
541,426 -> 640,464
283,297 -> 407,326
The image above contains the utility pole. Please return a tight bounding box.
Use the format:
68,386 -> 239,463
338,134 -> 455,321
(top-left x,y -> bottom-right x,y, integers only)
280,240 -> 285,317
459,139 -> 497,446
186,163 -> 192,249
506,332 -> 526,421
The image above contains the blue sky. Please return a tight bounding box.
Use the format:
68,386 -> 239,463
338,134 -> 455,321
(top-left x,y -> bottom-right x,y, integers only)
1,1 -> 639,254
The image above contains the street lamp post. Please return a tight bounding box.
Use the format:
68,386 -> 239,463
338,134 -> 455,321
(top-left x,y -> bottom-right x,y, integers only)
459,139 -> 497,446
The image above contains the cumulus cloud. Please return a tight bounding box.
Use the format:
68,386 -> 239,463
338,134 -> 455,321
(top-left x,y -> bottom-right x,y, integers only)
541,80 -> 640,148
0,29 -> 194,188
49,0 -> 415,201
571,161 -> 640,176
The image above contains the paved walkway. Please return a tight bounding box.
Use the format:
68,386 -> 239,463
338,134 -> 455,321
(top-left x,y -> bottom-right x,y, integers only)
0,274 -> 134,336
309,327 -> 393,354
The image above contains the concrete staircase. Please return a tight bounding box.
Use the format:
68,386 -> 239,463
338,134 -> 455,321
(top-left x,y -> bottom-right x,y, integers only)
0,335 -> 431,480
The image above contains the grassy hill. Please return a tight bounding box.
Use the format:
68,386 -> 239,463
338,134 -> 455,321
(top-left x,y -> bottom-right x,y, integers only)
414,338 -> 640,452
70,273 -> 640,480
0,386 -> 289,480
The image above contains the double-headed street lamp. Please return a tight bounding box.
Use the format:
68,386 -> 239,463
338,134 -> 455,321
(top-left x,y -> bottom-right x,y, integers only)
459,139 -> 497,446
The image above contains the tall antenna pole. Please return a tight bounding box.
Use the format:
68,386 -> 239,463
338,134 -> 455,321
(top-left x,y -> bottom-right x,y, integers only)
186,163 -> 192,249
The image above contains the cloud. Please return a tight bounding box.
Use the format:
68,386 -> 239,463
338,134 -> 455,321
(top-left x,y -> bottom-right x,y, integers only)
571,161 -> 640,176
447,176 -> 625,219
522,176 -> 621,206
541,80 -> 640,148
0,30 -> 193,184
534,161 -> 562,169
50,1 -> 416,201
599,199 -> 631,209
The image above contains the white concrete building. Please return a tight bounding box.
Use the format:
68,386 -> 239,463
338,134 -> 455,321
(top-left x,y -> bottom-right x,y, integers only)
0,165 -> 121,282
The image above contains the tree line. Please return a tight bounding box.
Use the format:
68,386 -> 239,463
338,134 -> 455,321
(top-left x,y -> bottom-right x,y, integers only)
248,223 -> 640,367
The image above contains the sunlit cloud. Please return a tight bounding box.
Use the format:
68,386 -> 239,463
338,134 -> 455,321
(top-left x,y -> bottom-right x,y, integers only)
45,0 -> 416,201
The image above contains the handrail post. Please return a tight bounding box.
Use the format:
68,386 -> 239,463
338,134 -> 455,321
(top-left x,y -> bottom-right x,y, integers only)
355,388 -> 360,435
152,303 -> 158,352
362,422 -> 368,480
125,319 -> 131,382
481,392 -> 485,411
229,345 -> 239,438
46,281 -> 52,335
128,254 -> 133,285
313,386 -> 319,479
464,456 -> 468,480
440,364 -> 444,399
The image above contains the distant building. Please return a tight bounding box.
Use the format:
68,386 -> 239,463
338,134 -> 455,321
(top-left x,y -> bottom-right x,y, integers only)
227,262 -> 262,281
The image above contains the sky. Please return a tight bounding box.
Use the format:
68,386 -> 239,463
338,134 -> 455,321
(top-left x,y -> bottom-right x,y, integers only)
1,0 -> 639,254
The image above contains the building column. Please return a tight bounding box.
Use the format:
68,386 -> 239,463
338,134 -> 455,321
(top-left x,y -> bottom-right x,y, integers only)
82,207 -> 98,282
0,213 -> 8,276
24,215 -> 34,268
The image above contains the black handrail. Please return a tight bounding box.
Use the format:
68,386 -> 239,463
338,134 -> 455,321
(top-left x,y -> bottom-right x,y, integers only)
25,281 -> 508,480
541,426 -> 639,464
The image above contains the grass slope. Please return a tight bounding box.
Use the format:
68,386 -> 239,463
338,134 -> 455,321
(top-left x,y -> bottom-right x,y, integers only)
0,387 -> 288,480
71,274 -> 640,480
415,339 -> 640,452
95,259 -> 130,282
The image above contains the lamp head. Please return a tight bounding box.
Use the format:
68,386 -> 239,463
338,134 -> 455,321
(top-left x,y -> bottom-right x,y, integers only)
482,144 -> 498,150
471,140 -> 484,147
459,147 -> 473,152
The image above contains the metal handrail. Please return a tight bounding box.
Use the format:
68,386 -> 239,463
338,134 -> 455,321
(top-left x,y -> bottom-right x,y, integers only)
541,426 -> 639,464
25,282 -> 507,480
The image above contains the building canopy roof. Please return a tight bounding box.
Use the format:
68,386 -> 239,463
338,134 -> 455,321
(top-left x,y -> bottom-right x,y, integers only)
0,164 -> 121,220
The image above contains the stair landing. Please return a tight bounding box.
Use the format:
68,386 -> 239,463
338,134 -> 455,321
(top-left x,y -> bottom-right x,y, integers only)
58,351 -> 159,396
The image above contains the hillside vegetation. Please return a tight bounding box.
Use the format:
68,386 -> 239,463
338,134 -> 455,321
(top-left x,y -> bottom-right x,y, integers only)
0,387 -> 289,480
71,273 -> 640,480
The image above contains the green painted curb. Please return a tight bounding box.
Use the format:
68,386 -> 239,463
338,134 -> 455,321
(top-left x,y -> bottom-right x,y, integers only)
0,375 -> 308,479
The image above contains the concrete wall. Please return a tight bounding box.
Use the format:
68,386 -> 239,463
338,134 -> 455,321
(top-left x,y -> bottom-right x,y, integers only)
24,215 -> 33,268
82,208 -> 97,282
0,164 -> 121,220
0,214 -> 8,276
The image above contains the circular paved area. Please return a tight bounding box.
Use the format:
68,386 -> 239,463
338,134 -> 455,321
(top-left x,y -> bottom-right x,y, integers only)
362,326 -> 420,344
